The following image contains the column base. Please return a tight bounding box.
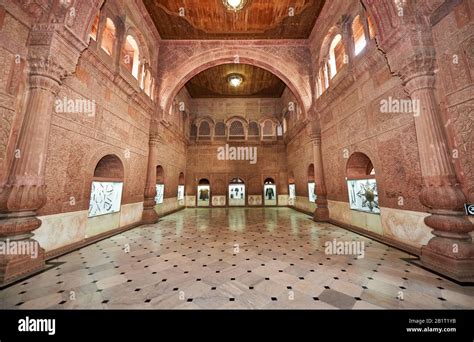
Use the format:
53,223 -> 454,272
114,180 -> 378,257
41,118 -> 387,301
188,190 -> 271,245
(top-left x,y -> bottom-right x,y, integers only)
420,246 -> 474,283
142,207 -> 158,224
313,207 -> 329,222
0,245 -> 45,287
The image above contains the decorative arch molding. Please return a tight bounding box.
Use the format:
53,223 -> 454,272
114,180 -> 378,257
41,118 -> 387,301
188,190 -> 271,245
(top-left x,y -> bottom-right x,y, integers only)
318,25 -> 344,64
24,0 -> 106,44
226,116 -> 249,127
123,24 -> 151,64
226,116 -> 248,139
346,152 -> 375,179
195,116 -> 216,127
344,148 -> 378,178
361,0 -> 423,52
157,46 -> 313,118
82,147 -> 130,210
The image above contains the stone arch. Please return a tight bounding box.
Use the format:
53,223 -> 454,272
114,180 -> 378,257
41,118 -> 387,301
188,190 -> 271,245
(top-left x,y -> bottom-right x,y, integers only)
362,0 -> 401,47
288,171 -> 295,185
93,155 -> 124,180
83,148 -> 129,209
156,165 -> 165,184
158,48 -> 312,117
346,152 -> 376,179
319,25 -> 344,65
60,0 -> 106,44
308,164 -> 315,182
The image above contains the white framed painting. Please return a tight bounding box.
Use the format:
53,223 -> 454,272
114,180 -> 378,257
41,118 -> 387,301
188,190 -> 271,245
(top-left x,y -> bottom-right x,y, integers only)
229,184 -> 245,206
155,184 -> 164,204
308,182 -> 316,203
177,185 -> 185,200
289,184 -> 296,199
264,184 -> 277,206
197,185 -> 210,206
88,181 -> 123,217
347,178 -> 380,214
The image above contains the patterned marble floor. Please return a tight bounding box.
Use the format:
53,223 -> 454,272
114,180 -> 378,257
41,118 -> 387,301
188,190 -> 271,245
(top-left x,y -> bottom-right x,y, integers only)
2,208 -> 473,309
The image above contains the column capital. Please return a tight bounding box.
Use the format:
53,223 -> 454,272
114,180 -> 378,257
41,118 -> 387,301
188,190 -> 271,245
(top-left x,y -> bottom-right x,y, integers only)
404,74 -> 436,95
399,50 -> 437,86
27,55 -> 69,92
305,117 -> 322,144
149,134 -> 162,146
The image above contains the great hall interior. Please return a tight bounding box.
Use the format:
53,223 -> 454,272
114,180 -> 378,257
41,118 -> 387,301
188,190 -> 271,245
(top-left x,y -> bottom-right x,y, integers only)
0,0 -> 473,310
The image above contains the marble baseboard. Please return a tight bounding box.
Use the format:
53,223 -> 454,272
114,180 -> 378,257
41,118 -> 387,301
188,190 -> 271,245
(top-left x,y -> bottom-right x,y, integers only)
212,196 -> 227,206
248,195 -> 262,206
120,202 -> 143,226
86,212 -> 121,238
278,195 -> 289,206
185,196 -> 196,207
155,197 -> 184,217
293,196 -> 316,213
36,210 -> 88,251
380,207 -> 433,247
36,202 -> 144,252
328,200 -> 434,249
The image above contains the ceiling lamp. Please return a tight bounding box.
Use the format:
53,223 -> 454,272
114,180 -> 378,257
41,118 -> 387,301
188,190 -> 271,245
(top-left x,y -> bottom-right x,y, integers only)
228,73 -> 244,87
222,0 -> 247,11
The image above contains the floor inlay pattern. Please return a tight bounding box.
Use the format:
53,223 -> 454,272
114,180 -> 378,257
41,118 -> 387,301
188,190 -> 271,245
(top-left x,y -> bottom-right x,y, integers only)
2,208 -> 473,309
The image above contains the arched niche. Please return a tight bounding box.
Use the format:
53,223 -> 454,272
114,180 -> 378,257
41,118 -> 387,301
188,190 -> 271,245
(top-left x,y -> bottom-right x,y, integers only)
88,154 -> 124,217
154,165 -> 165,205
229,177 -> 246,207
346,152 -> 379,214
263,177 -> 277,206
197,178 -> 211,207
308,164 -> 316,203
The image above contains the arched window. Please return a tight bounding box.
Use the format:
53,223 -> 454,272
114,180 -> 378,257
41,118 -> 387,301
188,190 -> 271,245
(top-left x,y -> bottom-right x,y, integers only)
155,165 -> 165,204
262,121 -> 274,136
323,63 -> 329,89
123,35 -> 140,79
328,34 -> 344,78
88,155 -> 124,217
229,120 -> 245,140
346,152 -> 379,214
144,71 -> 152,96
198,121 -> 211,136
352,15 -> 367,56
101,18 -> 116,56
317,69 -> 324,96
150,78 -> 155,100
140,64 -> 146,90
215,122 -> 226,137
89,12 -> 100,41
367,15 -> 376,39
248,121 -> 260,137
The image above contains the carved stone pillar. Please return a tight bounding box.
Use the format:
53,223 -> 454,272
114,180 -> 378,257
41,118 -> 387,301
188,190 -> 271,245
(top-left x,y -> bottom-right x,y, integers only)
142,134 -> 160,224
404,71 -> 474,282
363,0 -> 474,282
307,117 -> 329,222
0,54 -> 70,284
310,133 -> 329,222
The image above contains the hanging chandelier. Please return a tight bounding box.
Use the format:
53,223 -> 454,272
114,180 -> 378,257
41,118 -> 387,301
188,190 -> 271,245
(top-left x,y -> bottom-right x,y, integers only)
222,0 -> 248,12
228,73 -> 244,87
